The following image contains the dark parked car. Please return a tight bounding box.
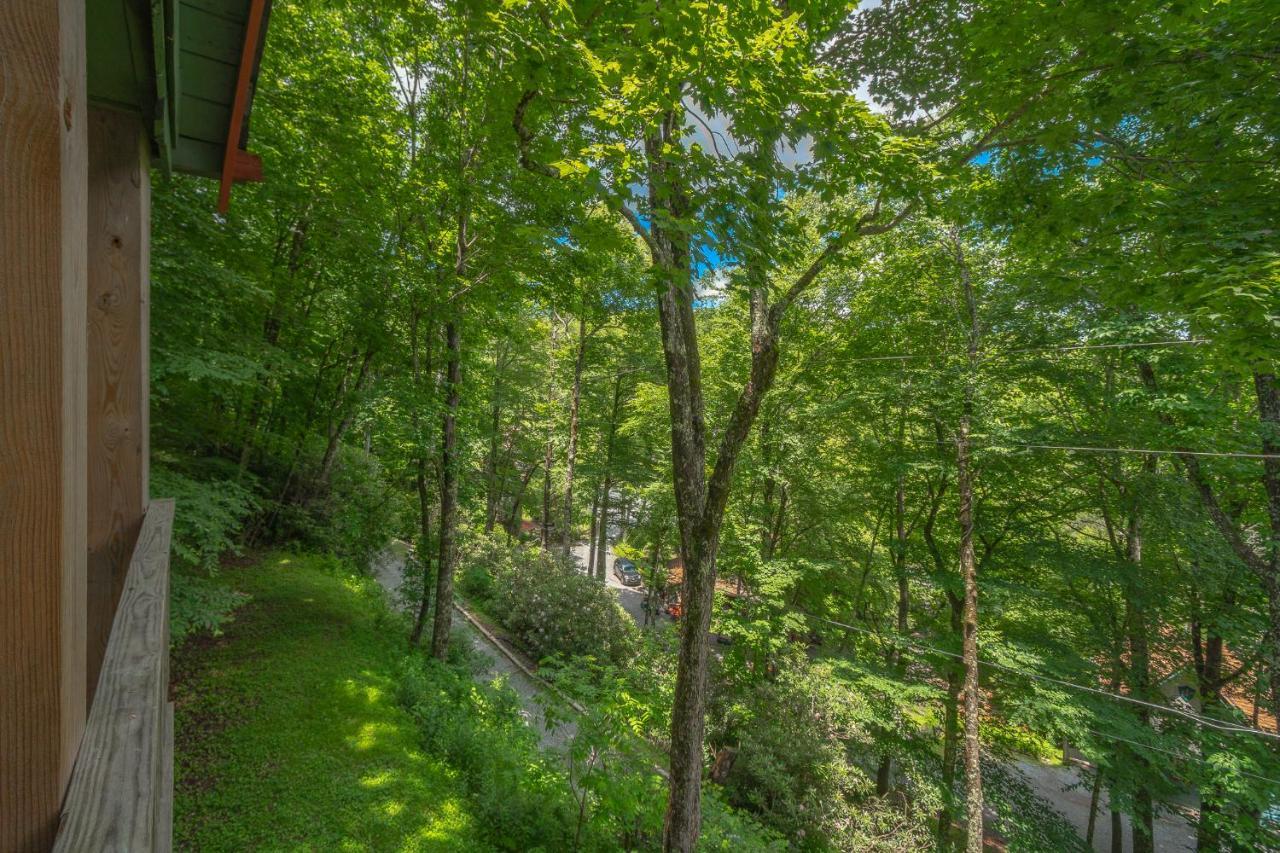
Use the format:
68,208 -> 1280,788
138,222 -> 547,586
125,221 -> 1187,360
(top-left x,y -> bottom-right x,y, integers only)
612,557 -> 642,587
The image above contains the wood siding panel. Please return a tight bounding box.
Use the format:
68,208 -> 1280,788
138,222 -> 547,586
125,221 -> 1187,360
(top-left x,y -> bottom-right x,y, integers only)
86,105 -> 150,708
0,0 -> 89,849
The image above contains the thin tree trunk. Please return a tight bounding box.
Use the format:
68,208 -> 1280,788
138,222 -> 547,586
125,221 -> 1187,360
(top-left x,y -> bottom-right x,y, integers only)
430,319 -> 462,660
955,235 -> 984,853
1125,466 -> 1156,853
562,314 -> 588,556
587,481 -> 601,573
938,592 -> 963,842
408,308 -> 437,646
541,318 -> 559,549
1086,771 -> 1103,847
594,373 -> 623,579
484,345 -> 506,534
1255,371 -> 1280,725
877,473 -> 910,797
595,474 -> 612,580
503,463 -> 537,538
1192,597 -> 1229,853
316,346 -> 376,488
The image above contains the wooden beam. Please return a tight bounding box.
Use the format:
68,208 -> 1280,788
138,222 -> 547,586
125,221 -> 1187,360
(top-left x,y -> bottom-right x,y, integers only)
216,0 -> 268,212
54,500 -> 174,853
0,0 -> 89,849
86,105 -> 151,709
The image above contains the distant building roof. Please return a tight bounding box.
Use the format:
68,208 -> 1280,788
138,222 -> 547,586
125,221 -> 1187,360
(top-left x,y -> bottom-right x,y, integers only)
1101,626 -> 1275,734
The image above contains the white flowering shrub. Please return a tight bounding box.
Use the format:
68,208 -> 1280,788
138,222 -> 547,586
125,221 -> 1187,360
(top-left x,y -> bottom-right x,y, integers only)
460,532 -> 638,665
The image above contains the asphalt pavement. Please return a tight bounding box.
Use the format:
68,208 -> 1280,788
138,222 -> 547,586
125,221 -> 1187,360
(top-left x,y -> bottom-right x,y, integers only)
569,540 -> 666,627
372,543 -> 577,750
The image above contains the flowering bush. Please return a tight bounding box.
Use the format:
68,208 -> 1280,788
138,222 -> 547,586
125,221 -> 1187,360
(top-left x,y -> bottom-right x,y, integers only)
459,533 -> 637,665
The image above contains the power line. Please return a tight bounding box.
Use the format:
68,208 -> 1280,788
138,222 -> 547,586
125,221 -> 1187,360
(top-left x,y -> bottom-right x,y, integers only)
999,339 -> 1210,357
959,441 -> 1280,462
801,611 -> 1280,742
840,338 -> 1209,365
1084,729 -> 1280,787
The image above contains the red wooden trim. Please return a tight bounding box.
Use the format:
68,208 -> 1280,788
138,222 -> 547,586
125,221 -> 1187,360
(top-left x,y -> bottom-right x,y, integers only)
216,0 -> 268,213
231,150 -> 263,182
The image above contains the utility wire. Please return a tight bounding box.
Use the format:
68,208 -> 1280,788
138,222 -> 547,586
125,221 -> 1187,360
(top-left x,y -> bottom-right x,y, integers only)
840,338 -> 1209,365
999,339 -> 1210,357
800,611 -> 1280,742
1084,729 -> 1280,787
950,441 -> 1280,462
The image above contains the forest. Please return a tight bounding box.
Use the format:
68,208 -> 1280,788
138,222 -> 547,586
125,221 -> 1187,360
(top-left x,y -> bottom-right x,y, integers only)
157,1 -> 1280,851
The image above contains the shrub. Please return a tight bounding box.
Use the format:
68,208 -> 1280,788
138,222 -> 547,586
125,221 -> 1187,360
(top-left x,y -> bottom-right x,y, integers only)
398,650 -> 782,852
398,654 -> 578,850
460,533 -> 637,665
457,561 -> 495,607
709,649 -> 942,851
170,570 -> 250,647
152,462 -> 258,572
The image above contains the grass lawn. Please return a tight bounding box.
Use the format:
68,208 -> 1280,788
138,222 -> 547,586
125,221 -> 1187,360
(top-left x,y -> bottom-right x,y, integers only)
172,552 -> 488,852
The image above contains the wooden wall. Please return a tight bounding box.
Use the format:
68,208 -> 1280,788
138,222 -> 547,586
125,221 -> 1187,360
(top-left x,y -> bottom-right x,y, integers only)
85,105 -> 151,707
0,0 -> 89,850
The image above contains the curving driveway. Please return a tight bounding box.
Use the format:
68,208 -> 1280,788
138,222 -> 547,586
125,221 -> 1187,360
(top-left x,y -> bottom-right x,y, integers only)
371,544 -> 577,750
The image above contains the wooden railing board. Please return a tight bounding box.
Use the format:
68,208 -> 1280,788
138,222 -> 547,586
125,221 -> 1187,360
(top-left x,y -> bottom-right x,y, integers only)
54,498 -> 174,853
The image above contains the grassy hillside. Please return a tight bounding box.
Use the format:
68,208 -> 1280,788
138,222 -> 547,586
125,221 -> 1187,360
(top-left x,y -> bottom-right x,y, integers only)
172,552 -> 487,852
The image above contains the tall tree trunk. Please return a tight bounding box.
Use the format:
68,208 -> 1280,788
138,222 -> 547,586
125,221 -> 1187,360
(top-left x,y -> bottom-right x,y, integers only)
504,463 -> 538,539
541,318 -> 559,549
938,592 -> 964,841
877,473 -> 910,796
237,216 -> 308,478
484,344 -> 506,534
562,314 -> 588,556
430,320 -> 462,660
1086,771 -> 1103,847
587,480 -> 601,573
409,478 -> 435,646
1255,371 -> 1280,725
594,373 -> 623,580
408,308 -> 437,646
955,240 -> 984,853
640,111 -> 792,851
1194,622 -> 1225,852
1125,470 -> 1156,853
315,346 -> 375,488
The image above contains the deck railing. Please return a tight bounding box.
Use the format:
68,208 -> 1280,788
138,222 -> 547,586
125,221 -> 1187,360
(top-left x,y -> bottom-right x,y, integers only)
54,499 -> 175,853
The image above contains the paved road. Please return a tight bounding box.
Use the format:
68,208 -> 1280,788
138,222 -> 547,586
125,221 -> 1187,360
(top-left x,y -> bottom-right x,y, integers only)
569,541 -> 668,627
1012,759 -> 1196,852
372,544 -> 577,750
378,547 -> 1194,852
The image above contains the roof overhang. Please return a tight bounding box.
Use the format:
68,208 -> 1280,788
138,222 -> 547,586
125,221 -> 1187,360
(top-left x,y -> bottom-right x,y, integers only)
86,0 -> 272,211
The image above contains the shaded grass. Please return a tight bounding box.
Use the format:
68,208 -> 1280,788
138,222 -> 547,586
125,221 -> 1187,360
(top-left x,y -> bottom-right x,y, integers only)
172,552 -> 488,852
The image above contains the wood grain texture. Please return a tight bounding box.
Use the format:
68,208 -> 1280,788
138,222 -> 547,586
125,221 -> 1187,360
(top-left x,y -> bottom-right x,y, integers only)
54,499 -> 174,853
0,0 -> 88,849
86,105 -> 150,708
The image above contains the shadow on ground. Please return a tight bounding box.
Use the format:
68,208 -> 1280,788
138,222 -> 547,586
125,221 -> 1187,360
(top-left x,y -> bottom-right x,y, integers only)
172,553 -> 488,852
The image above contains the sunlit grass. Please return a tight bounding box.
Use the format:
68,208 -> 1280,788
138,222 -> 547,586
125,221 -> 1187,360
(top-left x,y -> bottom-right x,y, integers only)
173,551 -> 488,851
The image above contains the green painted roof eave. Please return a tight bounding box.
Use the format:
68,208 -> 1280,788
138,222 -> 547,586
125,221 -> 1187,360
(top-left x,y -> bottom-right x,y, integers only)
86,0 -> 271,181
